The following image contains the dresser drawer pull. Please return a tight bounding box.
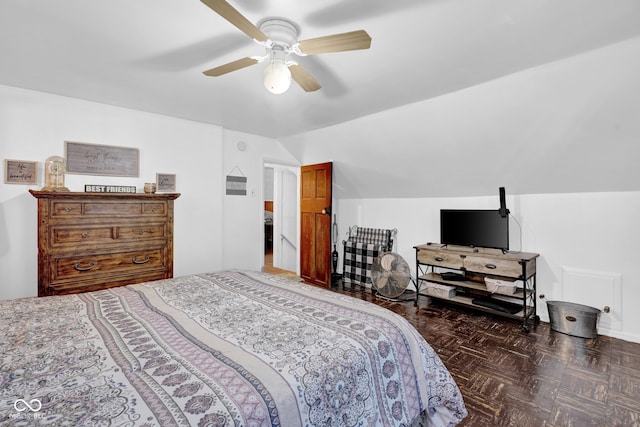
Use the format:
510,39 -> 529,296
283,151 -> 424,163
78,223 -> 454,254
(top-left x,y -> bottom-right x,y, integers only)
81,232 -> 88,238
74,260 -> 97,271
485,264 -> 497,269
132,255 -> 150,264
151,207 -> 158,212
64,207 -> 72,213
138,230 -> 145,235
434,257 -> 444,262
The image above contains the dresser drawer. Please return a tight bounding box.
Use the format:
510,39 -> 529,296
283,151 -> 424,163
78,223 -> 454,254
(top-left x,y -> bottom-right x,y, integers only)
117,224 -> 166,240
52,202 -> 83,216
416,248 -> 463,269
142,202 -> 166,215
51,201 -> 167,217
49,223 -> 166,246
51,225 -> 114,245
47,271 -> 168,296
53,249 -> 166,281
463,255 -> 523,278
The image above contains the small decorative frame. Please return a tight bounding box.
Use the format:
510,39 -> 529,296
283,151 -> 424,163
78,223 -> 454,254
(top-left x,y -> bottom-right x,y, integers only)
65,141 -> 139,177
4,159 -> 38,184
156,173 -> 176,192
225,165 -> 247,196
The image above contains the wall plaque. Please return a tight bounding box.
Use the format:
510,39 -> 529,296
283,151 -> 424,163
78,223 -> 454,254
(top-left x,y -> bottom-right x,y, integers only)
4,159 -> 38,184
84,185 -> 136,193
65,141 -> 139,177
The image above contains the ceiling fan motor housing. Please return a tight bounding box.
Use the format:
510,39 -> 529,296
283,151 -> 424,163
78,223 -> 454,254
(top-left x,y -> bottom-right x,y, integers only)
258,18 -> 300,51
258,18 -> 299,94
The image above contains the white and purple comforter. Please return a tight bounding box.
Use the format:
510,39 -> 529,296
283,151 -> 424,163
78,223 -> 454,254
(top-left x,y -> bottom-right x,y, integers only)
1,270 -> 466,426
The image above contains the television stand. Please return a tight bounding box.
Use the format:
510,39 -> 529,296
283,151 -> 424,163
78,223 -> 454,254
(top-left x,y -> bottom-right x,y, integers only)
414,243 -> 540,332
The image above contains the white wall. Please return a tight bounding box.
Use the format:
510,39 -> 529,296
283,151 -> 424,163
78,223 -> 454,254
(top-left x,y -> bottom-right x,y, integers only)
0,85 -> 299,301
280,36 -> 640,200
220,129 -> 299,272
337,191 -> 640,343
0,85 -> 223,299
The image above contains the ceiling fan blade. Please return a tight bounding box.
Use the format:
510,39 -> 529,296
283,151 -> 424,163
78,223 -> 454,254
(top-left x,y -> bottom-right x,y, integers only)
289,64 -> 321,92
203,57 -> 259,76
297,30 -> 371,55
201,0 -> 268,42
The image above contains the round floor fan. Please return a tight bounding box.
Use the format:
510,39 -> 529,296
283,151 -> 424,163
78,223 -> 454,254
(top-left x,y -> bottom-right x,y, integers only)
371,253 -> 412,299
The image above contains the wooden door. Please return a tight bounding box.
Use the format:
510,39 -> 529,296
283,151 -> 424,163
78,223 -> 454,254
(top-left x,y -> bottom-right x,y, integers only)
300,162 -> 332,287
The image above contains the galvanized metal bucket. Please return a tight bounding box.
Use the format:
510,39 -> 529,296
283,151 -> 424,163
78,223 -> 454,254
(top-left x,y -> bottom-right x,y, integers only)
545,300 -> 601,339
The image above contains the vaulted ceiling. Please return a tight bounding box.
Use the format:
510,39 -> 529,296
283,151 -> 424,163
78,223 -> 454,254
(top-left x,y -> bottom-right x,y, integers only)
2,0 -> 639,140
2,1 -> 639,199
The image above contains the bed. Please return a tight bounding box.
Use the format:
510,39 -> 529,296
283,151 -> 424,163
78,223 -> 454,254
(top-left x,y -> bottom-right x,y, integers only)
1,270 -> 466,426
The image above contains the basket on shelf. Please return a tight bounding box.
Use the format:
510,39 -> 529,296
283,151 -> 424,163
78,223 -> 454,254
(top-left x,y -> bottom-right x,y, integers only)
426,282 -> 456,299
484,277 -> 516,295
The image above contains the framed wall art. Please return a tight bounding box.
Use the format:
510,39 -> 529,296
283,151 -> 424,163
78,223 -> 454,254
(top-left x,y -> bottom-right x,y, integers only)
156,173 -> 176,192
225,165 -> 246,196
65,141 -> 139,177
4,159 -> 38,185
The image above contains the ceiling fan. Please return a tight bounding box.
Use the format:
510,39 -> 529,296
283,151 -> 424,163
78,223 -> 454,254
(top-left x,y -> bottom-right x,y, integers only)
200,0 -> 372,94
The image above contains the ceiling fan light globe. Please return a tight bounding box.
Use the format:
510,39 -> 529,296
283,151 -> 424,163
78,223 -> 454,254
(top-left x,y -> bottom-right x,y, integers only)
264,61 -> 291,94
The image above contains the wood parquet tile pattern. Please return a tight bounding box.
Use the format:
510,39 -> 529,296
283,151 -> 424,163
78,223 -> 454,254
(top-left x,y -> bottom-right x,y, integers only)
328,282 -> 640,427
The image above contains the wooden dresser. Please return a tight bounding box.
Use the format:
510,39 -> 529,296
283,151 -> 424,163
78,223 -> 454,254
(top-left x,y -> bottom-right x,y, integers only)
30,190 -> 180,296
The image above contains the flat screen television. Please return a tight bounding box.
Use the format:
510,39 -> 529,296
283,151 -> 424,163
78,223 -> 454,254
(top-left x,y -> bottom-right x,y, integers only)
440,209 -> 509,250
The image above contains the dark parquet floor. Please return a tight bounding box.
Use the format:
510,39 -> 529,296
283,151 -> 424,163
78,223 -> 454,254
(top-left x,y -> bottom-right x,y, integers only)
328,281 -> 640,427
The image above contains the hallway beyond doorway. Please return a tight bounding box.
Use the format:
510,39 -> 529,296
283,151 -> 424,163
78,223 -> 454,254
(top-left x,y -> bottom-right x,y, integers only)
264,249 -> 296,276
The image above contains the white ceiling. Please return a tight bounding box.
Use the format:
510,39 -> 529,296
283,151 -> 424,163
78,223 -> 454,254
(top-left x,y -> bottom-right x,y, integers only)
2,0 -> 640,139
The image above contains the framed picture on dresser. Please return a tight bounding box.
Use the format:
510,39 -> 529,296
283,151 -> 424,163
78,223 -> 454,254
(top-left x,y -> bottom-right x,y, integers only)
156,173 -> 176,192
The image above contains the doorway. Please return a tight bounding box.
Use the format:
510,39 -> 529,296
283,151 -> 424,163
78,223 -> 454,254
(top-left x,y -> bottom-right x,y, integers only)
263,164 -> 298,274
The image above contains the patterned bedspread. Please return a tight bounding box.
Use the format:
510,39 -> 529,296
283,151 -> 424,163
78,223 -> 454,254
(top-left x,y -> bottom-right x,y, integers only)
1,270 -> 466,426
